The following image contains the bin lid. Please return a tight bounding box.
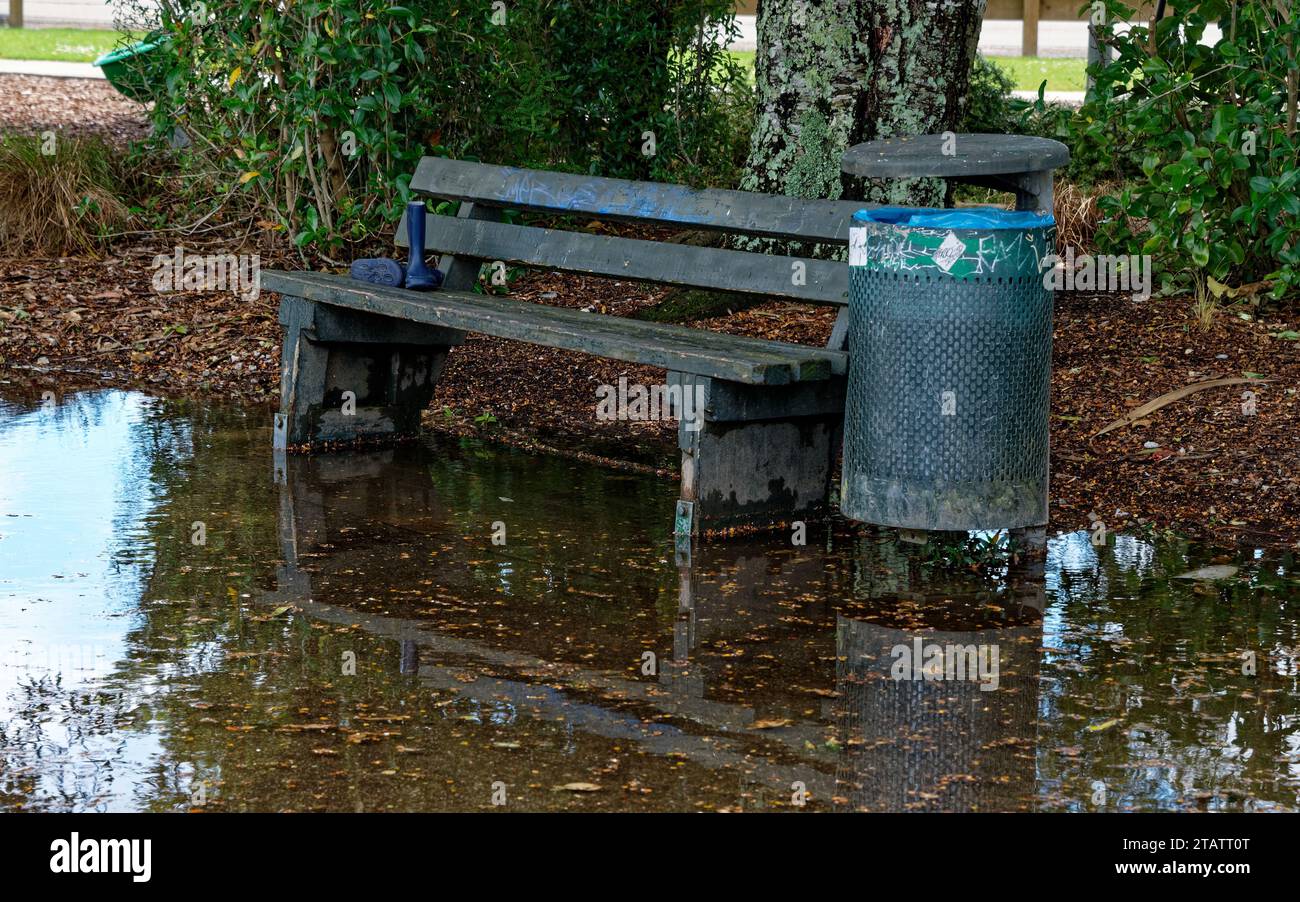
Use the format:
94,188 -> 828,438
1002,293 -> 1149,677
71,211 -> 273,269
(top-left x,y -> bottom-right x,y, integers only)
853,206 -> 1054,230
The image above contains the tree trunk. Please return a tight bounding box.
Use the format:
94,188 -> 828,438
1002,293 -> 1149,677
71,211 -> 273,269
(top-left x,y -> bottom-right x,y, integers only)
741,0 -> 988,207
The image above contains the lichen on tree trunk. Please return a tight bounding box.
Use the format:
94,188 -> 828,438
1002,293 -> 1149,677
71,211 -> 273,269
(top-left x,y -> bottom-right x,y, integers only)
740,0 -> 988,207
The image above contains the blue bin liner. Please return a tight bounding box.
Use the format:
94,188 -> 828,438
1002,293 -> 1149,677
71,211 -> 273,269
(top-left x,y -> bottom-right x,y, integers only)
853,206 -> 1054,230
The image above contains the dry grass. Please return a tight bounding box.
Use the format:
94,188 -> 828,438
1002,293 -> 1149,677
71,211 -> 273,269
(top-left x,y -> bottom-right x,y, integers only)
0,134 -> 133,255
1190,272 -> 1219,330
960,179 -> 1116,256
1052,180 -> 1116,253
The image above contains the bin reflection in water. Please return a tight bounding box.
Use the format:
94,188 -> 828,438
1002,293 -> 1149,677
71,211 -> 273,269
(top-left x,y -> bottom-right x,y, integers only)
833,538 -> 1045,811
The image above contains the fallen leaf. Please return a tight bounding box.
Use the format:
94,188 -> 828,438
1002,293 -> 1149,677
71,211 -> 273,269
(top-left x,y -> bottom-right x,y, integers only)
554,783 -> 602,792
1172,564 -> 1239,581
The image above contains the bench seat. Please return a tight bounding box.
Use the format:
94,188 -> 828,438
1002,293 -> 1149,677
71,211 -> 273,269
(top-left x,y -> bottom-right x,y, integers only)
263,270 -> 845,386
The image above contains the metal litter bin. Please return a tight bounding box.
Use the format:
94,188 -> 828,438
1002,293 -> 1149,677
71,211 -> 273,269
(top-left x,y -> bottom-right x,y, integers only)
841,207 -> 1055,532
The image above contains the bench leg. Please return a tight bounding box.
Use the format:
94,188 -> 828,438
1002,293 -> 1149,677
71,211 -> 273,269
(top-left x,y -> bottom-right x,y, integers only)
275,295 -> 464,449
672,374 -> 845,536
1009,524 -> 1049,557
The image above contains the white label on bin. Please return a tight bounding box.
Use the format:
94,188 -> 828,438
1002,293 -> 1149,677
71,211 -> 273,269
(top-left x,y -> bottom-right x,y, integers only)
848,227 -> 867,267
933,231 -> 965,272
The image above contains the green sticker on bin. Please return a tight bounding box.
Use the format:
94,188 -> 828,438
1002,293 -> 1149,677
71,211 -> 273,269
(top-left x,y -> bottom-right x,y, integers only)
848,207 -> 1054,281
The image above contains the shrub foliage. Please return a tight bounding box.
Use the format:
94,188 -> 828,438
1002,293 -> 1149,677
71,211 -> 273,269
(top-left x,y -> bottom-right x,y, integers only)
1076,0 -> 1300,298
127,0 -> 750,254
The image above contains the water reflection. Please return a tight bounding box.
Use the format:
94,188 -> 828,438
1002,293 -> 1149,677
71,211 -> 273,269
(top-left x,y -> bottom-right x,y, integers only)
1,386 -> 1298,812
0,390 -> 169,810
832,543 -> 1044,811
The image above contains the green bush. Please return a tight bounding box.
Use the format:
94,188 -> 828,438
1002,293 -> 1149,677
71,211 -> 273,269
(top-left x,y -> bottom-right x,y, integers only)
962,53 -> 1017,134
130,0 -> 750,255
1075,1 -> 1300,298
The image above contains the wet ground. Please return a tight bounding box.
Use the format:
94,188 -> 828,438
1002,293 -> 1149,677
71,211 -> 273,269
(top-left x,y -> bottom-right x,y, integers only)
1,385 -> 1298,812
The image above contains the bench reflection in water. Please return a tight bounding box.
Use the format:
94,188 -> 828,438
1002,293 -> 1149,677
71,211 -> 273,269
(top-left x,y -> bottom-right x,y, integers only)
267,443 -> 1044,811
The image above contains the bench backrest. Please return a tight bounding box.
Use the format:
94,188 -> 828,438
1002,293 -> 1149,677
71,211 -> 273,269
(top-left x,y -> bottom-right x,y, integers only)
395,158 -> 866,307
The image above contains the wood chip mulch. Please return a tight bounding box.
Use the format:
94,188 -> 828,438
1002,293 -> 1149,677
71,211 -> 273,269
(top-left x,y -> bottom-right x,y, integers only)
0,243 -> 282,400
0,74 -> 149,144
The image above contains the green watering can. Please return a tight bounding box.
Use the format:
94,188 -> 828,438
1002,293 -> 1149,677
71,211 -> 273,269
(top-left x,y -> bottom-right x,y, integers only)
93,32 -> 170,102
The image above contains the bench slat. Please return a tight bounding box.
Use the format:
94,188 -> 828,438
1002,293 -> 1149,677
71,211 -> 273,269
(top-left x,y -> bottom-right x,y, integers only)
395,214 -> 849,307
410,158 -> 867,244
263,271 -> 846,385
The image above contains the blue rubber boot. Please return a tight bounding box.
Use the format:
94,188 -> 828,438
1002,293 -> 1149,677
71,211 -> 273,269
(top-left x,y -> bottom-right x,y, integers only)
349,258 -> 406,287
404,200 -> 444,291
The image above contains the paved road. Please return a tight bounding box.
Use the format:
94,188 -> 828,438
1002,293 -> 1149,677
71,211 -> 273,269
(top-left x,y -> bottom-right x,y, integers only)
0,10 -> 1221,85
0,57 -> 101,77
728,16 -> 1219,58
5,6 -> 1219,59
2,0 -> 125,28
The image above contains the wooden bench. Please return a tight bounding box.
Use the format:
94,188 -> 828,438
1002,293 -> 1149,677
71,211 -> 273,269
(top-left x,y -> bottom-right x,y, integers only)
263,158 -> 864,535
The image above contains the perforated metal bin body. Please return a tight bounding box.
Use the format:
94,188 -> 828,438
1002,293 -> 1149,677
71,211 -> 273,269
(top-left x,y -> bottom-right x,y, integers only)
840,209 -> 1054,532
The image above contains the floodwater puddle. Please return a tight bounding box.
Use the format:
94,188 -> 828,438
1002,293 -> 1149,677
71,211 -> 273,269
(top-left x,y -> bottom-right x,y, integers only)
1,386 -> 1298,811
